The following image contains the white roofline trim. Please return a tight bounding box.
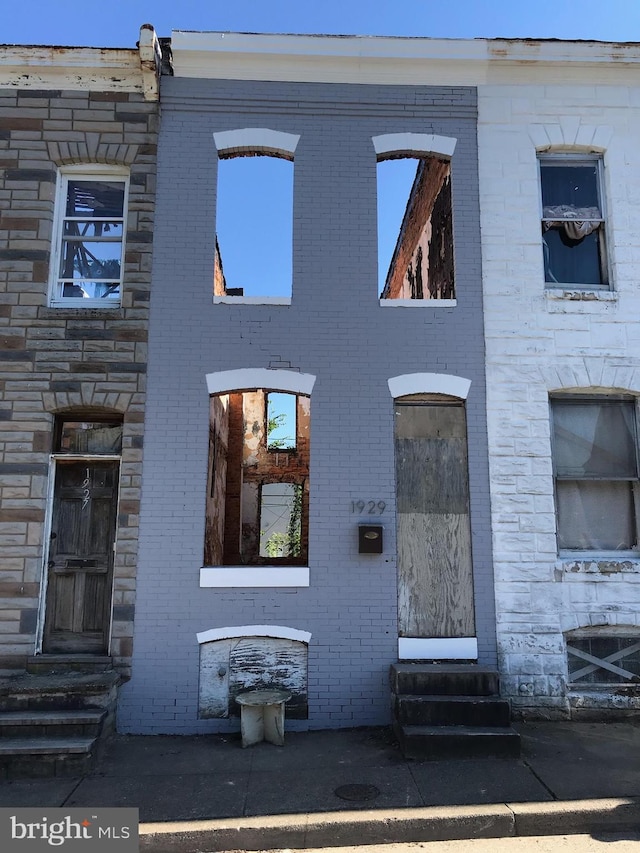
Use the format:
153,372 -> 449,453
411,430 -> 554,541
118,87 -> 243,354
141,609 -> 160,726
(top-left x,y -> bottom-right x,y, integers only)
206,368 -> 315,396
388,373 -> 471,400
197,625 -> 312,644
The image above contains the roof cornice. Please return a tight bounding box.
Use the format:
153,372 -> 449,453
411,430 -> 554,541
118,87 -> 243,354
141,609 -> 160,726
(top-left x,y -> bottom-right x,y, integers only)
170,31 -> 640,86
0,24 -> 161,100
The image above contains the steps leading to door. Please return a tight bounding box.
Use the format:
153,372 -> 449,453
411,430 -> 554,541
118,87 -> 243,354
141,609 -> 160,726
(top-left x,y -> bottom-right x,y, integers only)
0,668 -> 120,778
390,663 -> 521,759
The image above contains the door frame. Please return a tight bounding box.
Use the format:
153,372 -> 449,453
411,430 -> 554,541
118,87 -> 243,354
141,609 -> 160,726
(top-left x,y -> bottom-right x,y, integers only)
388,372 -> 478,661
35,453 -> 122,655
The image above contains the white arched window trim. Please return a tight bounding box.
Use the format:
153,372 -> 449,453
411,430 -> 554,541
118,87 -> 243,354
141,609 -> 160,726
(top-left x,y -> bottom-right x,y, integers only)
197,625 -> 311,645
388,372 -> 471,400
372,132 -> 457,159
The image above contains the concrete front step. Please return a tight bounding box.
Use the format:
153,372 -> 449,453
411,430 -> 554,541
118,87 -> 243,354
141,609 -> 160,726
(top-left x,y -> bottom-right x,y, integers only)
390,663 -> 500,697
0,671 -> 120,712
0,736 -> 98,779
0,709 -> 106,738
26,655 -> 113,675
394,694 -> 512,727
394,723 -> 522,760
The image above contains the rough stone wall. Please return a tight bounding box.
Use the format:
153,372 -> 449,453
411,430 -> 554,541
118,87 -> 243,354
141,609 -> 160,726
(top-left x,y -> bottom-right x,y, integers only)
120,77 -> 492,734
0,86 -> 157,675
478,81 -> 640,717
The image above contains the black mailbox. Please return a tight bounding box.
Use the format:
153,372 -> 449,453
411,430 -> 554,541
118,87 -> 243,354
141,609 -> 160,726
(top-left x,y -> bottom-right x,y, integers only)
358,524 -> 383,554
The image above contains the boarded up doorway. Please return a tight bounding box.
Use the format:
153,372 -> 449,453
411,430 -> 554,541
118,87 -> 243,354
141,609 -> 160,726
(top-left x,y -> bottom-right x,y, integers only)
394,396 -> 475,654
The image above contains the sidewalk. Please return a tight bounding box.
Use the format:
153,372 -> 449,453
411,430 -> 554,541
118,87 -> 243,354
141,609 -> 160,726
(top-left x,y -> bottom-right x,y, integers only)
1,721 -> 640,850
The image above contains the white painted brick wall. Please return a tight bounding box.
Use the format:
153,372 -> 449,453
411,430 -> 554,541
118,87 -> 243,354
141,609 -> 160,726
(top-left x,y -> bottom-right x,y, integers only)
479,80 -> 640,717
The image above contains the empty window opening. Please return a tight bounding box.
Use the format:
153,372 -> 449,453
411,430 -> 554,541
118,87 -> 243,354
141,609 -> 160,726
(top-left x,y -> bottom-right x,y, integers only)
378,156 -> 454,300
267,392 -> 297,450
551,397 -> 639,551
51,174 -> 128,305
215,154 -> 293,299
205,389 -> 310,566
540,156 -> 608,288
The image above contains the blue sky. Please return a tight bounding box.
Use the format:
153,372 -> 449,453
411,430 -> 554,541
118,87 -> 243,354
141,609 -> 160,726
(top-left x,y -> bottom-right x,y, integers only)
4,0 -> 640,46
7,0 -> 638,298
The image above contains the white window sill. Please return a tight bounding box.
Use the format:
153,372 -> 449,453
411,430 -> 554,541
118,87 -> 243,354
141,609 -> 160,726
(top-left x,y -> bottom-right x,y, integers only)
213,296 -> 291,306
49,300 -> 121,309
379,298 -> 457,308
544,288 -> 616,303
200,566 -> 309,587
558,553 -> 640,574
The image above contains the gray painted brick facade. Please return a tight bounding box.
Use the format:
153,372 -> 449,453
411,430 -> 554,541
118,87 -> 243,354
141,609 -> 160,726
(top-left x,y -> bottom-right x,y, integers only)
120,77 -> 494,732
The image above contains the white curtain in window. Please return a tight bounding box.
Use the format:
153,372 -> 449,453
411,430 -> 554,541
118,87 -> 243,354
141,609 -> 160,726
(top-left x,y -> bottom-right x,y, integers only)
557,480 -> 635,550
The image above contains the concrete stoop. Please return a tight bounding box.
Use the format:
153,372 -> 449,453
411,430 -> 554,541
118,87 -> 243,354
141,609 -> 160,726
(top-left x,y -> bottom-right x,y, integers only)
390,663 -> 521,759
0,660 -> 120,778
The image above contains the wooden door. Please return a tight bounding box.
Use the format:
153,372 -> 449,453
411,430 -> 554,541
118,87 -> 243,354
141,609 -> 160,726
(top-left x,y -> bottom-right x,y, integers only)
43,460 -> 119,653
395,401 -> 475,639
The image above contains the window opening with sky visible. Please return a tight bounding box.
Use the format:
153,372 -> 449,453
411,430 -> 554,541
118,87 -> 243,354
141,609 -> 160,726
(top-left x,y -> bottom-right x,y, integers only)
214,154 -> 293,301
378,156 -> 454,300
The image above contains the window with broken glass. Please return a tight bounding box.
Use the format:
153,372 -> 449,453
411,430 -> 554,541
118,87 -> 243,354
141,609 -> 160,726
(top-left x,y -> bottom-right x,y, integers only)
378,156 -> 454,301
204,390 -> 309,566
49,168 -> 128,307
540,156 -> 608,289
551,397 -> 640,551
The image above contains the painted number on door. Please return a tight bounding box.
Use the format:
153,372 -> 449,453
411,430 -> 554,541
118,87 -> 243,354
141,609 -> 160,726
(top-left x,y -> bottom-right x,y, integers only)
81,468 -> 90,511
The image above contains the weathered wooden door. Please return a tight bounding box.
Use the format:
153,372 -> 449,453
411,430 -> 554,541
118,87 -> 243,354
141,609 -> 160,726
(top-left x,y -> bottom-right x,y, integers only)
395,400 -> 475,643
43,461 -> 119,653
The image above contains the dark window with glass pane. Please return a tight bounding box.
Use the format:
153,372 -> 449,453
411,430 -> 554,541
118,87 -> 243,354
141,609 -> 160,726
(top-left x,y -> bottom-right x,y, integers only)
540,159 -> 607,287
56,420 -> 123,455
552,399 -> 638,550
56,179 -> 126,301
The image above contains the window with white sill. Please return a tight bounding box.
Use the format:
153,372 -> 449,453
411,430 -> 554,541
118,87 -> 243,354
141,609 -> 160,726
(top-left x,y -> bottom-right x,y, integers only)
551,396 -> 639,551
49,166 -> 128,308
540,155 -> 609,289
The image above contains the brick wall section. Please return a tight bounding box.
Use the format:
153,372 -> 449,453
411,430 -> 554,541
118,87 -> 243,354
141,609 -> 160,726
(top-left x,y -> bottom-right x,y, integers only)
119,77 -> 493,733
478,82 -> 640,717
0,87 -> 157,675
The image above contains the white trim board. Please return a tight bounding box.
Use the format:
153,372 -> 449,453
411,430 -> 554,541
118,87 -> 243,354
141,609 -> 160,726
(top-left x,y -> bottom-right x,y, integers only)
206,368 -> 316,396
373,133 -> 456,159
197,624 -> 311,644
398,637 -> 478,660
388,373 -> 471,400
200,566 -> 309,588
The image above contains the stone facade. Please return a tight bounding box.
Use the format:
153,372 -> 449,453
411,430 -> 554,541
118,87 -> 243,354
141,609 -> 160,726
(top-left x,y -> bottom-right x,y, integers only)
478,53 -> 640,717
0,29 -> 160,675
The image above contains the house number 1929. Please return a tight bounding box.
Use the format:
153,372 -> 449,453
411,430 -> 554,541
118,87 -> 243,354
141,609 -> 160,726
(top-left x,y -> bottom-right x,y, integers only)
351,500 -> 386,515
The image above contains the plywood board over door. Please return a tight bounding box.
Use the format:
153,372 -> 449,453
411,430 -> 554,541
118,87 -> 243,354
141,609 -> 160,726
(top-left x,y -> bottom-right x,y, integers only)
395,401 -> 475,639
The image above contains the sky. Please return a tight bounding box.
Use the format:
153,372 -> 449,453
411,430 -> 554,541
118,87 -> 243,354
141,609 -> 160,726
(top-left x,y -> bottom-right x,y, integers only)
3,0 -> 640,47
6,0 -> 639,298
